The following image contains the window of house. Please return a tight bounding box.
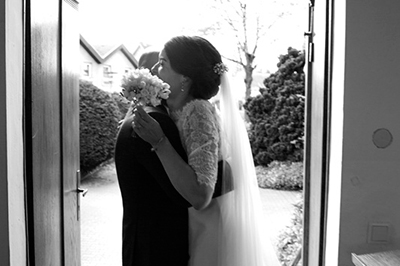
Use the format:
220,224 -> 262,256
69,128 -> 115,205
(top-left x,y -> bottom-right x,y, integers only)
103,65 -> 112,78
124,68 -> 132,76
82,62 -> 92,77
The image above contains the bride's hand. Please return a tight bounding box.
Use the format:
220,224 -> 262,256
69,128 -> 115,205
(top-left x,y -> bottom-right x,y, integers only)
132,106 -> 165,146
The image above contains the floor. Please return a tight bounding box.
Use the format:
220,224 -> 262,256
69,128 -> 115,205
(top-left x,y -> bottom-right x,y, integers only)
80,163 -> 301,266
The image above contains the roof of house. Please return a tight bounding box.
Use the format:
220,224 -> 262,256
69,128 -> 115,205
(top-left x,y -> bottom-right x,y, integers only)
80,35 -> 138,68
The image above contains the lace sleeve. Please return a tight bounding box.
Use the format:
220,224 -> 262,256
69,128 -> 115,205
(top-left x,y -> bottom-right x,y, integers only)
180,100 -> 220,188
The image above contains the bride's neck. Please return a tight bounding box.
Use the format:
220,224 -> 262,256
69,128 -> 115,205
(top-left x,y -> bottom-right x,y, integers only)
168,95 -> 195,112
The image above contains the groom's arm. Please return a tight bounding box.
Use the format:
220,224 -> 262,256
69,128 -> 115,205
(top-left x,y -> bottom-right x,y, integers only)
132,110 -> 192,208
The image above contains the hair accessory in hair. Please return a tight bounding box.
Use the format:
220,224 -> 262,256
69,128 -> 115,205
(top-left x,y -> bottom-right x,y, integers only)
213,62 -> 228,75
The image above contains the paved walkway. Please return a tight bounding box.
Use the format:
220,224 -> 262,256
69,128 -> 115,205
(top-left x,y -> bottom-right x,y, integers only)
81,163 -> 123,266
80,162 -> 301,266
259,188 -> 302,253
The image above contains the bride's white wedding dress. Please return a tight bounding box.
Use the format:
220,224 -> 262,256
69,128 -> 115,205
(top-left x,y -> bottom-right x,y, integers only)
171,74 -> 281,266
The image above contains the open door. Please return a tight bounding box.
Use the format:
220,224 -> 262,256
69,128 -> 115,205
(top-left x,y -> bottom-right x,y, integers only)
302,0 -> 333,265
25,0 -> 81,264
62,0 -> 81,265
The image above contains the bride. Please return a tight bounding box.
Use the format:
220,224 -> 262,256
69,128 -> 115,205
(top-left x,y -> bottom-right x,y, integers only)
132,35 -> 280,266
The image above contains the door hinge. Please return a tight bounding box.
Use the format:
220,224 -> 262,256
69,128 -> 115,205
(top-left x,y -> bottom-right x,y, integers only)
304,31 -> 314,63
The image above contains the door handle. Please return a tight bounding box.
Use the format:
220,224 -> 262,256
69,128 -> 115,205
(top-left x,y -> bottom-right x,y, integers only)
76,170 -> 88,196
76,169 -> 88,221
77,187 -> 88,197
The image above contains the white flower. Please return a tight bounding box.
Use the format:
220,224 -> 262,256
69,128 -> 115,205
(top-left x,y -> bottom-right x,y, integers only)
120,68 -> 170,107
140,88 -> 150,98
160,89 -> 170,100
151,98 -> 161,107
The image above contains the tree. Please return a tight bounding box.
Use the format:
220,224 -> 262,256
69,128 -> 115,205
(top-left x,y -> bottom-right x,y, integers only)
210,0 -> 284,100
244,47 -> 305,166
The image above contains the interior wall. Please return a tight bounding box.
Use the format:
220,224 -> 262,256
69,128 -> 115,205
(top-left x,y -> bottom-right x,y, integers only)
0,0 -> 26,265
328,0 -> 400,265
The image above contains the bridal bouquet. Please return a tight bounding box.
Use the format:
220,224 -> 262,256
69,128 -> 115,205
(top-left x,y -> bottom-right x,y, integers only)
120,68 -> 171,108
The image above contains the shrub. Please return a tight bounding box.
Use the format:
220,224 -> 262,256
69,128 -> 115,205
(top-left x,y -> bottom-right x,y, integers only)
79,80 -> 121,175
256,161 -> 303,191
277,193 -> 303,266
244,47 -> 305,166
111,91 -> 130,120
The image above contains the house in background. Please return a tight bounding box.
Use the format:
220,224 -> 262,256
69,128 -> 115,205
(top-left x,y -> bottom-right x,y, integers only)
131,42 -> 156,61
80,35 -> 138,92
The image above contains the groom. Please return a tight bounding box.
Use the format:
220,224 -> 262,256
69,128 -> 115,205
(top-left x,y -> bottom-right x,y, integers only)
114,50 -> 191,266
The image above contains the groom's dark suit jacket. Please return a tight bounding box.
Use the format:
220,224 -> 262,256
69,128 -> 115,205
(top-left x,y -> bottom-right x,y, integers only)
114,105 -> 191,266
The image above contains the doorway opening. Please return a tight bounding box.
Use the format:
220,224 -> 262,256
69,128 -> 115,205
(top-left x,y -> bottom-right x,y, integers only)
78,1 -> 309,265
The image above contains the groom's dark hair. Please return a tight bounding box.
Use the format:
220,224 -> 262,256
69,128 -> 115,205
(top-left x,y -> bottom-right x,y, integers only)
138,50 -> 159,70
164,36 -> 222,100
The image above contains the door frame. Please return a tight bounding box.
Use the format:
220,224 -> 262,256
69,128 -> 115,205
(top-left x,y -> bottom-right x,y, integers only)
302,0 -> 334,265
20,0 -> 335,264
0,0 -> 26,265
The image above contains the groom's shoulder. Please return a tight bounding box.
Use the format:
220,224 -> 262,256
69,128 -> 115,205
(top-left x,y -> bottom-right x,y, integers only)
144,105 -> 168,116
145,106 -> 174,124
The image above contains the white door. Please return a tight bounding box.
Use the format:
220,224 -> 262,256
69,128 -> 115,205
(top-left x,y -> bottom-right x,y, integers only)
26,0 -> 81,264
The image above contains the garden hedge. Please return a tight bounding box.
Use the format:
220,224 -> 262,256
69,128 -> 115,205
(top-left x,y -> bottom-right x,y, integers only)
79,80 -> 122,175
244,47 -> 305,166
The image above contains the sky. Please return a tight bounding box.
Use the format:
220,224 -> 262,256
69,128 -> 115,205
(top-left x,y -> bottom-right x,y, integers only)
79,0 -> 308,73
79,0 -> 215,48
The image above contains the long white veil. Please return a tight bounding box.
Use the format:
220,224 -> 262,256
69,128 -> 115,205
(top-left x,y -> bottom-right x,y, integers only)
216,73 -> 278,266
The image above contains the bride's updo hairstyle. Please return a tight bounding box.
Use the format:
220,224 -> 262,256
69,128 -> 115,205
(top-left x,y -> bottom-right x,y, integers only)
164,36 -> 223,100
